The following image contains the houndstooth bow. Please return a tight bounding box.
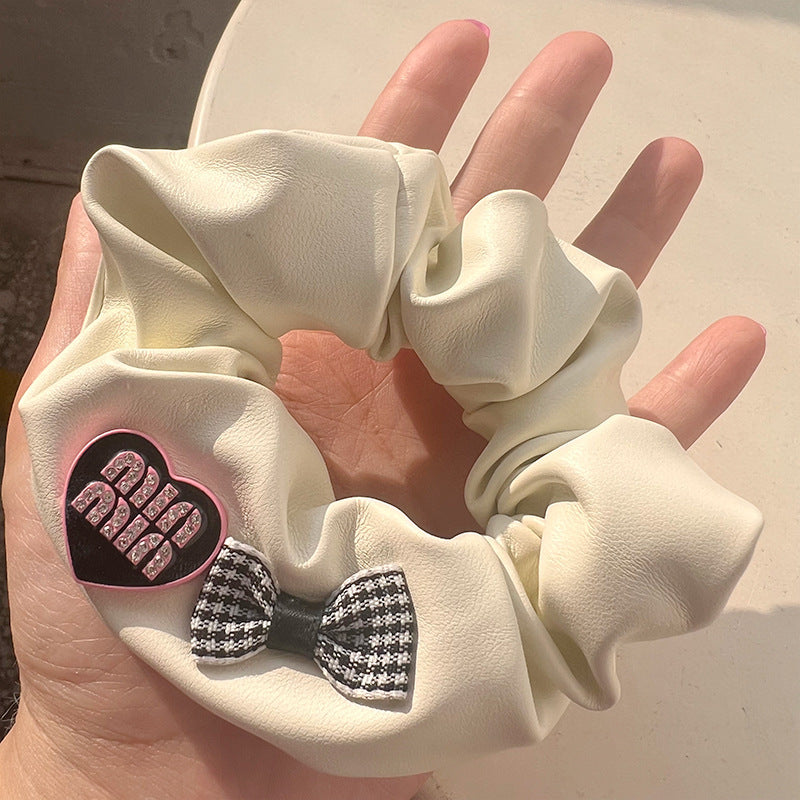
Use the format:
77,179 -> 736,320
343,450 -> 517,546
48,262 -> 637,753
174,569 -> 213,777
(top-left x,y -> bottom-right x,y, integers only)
190,537 -> 416,700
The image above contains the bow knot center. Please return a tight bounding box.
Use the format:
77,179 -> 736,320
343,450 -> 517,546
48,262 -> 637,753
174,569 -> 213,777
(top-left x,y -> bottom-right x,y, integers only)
266,591 -> 326,658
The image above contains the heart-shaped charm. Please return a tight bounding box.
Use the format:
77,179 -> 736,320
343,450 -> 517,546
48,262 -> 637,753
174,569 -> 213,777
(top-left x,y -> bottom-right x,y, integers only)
64,430 -> 226,589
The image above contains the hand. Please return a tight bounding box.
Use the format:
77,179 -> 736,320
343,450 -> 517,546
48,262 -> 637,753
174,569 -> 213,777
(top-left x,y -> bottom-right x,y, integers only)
0,20 -> 765,800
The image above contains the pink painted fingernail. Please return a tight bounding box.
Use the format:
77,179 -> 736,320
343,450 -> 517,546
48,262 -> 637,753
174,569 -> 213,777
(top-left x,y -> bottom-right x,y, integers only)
465,19 -> 490,39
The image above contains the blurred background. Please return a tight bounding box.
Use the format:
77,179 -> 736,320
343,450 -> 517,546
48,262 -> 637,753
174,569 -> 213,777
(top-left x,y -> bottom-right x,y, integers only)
1,1 -> 798,798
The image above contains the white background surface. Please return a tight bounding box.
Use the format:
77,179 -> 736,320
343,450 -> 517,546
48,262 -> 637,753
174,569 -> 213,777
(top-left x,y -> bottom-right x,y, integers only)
191,2 -> 799,797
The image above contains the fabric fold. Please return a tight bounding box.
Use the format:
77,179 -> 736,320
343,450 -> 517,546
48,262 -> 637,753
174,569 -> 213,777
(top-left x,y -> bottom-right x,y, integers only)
18,129 -> 762,777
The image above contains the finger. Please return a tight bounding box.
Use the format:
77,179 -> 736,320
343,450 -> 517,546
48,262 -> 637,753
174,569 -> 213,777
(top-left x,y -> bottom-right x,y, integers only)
18,194 -> 101,397
574,137 -> 704,288
358,19 -> 489,151
449,31 -> 612,218
627,316 -> 766,448
4,195 -> 100,601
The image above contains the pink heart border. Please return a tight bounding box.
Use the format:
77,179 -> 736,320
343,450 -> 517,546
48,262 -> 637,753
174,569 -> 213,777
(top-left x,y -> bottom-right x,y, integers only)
62,428 -> 228,591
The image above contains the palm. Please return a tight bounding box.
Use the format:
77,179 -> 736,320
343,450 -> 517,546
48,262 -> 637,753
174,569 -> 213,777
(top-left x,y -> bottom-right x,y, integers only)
1,21 -> 764,800
277,332 -> 485,538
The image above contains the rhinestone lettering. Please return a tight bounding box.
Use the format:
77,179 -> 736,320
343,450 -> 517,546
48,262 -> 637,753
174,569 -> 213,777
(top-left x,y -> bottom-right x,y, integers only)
142,541 -> 174,581
66,433 -> 223,588
99,497 -> 131,540
144,484 -> 178,520
101,450 -> 145,494
71,481 -> 115,525
114,515 -> 148,553
172,508 -> 203,548
155,501 -> 193,533
127,533 -> 164,566
130,466 -> 159,508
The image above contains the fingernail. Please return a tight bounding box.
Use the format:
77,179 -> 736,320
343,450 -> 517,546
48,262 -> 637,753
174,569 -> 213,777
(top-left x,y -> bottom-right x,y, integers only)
465,19 -> 490,39
757,323 -> 767,337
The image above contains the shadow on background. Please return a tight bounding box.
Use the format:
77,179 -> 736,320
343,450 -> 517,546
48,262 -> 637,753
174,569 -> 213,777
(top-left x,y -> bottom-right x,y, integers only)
625,0 -> 799,24
602,606 -> 800,799
451,605 -> 800,800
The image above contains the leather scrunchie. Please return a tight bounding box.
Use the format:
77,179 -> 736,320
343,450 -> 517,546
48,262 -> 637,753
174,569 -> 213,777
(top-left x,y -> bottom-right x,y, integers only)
18,129 -> 762,778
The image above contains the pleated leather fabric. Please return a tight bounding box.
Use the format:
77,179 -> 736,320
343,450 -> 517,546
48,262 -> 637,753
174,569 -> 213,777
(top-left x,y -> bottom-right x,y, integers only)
18,130 -> 763,777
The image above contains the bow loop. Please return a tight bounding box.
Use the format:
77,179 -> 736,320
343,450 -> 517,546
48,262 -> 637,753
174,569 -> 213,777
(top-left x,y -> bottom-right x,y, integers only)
190,538 -> 278,663
315,566 -> 416,700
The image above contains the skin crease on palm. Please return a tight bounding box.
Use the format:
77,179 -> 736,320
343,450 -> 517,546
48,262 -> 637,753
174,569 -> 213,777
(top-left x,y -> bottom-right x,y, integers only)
0,19 -> 766,800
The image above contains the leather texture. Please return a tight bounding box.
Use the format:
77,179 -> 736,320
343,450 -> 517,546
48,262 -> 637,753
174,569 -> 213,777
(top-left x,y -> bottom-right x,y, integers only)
18,129 -> 763,777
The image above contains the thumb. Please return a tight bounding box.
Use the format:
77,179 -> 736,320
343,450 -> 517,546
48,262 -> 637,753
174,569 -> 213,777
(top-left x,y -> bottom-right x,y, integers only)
15,193 -> 101,401
3,191 -> 102,617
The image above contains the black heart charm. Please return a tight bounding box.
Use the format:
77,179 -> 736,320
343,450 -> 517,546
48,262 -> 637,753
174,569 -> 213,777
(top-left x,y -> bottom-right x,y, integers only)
64,430 -> 226,589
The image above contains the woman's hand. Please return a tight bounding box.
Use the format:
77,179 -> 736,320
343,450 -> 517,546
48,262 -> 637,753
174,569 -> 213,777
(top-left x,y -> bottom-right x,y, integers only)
0,20 -> 765,800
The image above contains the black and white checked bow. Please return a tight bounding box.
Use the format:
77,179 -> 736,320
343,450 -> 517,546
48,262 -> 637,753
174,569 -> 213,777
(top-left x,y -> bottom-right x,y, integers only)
190,537 -> 416,700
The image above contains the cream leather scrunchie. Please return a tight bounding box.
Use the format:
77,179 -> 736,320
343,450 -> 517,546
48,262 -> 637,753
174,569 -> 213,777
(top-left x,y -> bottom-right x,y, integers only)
18,129 -> 762,778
